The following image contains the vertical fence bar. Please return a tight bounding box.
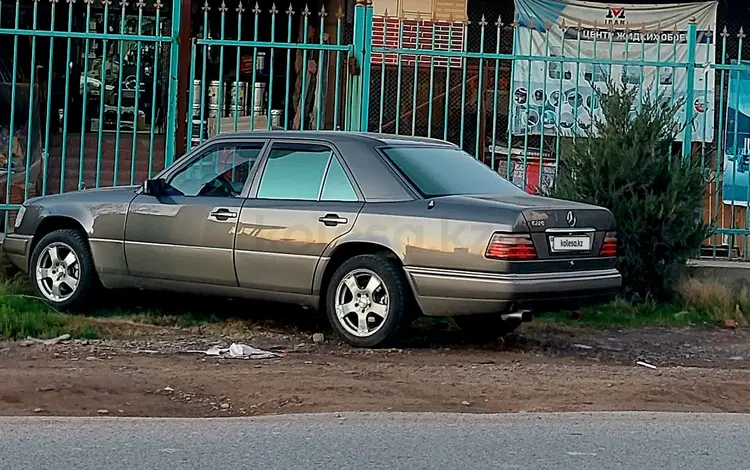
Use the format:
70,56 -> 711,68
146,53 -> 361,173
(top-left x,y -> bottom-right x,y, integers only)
553,21 -> 567,180
443,17 -> 453,141
359,0 -> 373,131
505,21 -> 517,180
669,23 -> 678,111
536,20 -> 549,186
284,4 -> 293,130
427,18 -> 436,138
95,1 -> 110,188
315,6 -> 326,130
59,0 -> 74,194
682,20 -> 697,157
113,0 -> 127,185
187,40 -> 197,151
42,0 -> 57,196
521,21 -> 534,190
700,30 -> 711,173
268,4 -> 278,130
459,21 -> 468,148
248,2 -> 259,131
490,16 -> 501,171
148,3 -> 163,175
164,0 -> 182,165
233,3 -> 244,133
215,1 -> 227,136
637,27 -> 645,108
300,6 -> 310,131
584,21 -> 598,143
24,0 -> 39,200
5,0 -> 20,221
474,16 -> 486,159
729,29 -> 744,257
654,24 -> 663,104
410,20 -> 420,136
377,11 -> 388,133
332,7 -> 342,130
199,2 -> 209,142
78,0 -> 93,190
712,29 -> 729,258
129,2 -> 145,185
394,18 -> 403,134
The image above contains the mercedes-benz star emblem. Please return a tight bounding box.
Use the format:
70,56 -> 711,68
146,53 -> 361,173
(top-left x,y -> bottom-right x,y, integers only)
566,210 -> 577,227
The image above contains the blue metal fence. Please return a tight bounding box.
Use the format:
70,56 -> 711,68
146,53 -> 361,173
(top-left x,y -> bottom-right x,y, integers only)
0,0 -> 181,220
3,0 -> 750,261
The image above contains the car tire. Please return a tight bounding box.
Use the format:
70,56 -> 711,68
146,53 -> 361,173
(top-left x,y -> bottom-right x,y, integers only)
452,315 -> 522,340
326,254 -> 410,348
29,229 -> 99,310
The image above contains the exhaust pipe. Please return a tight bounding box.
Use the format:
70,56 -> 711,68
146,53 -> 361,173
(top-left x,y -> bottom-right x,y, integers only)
501,310 -> 532,322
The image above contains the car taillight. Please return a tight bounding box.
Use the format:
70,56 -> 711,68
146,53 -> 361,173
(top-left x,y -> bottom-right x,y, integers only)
600,232 -> 617,257
485,233 -> 537,260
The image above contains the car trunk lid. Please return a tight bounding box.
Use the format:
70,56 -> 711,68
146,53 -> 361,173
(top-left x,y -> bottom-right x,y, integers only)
472,194 -> 613,261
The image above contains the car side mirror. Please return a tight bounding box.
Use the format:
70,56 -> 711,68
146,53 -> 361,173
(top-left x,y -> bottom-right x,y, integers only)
143,178 -> 167,196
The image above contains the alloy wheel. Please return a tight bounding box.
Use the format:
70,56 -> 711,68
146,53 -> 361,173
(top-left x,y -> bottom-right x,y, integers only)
334,268 -> 390,338
35,242 -> 81,302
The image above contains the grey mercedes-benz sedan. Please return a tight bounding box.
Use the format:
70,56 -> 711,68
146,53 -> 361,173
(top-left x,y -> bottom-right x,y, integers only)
3,132 -> 620,347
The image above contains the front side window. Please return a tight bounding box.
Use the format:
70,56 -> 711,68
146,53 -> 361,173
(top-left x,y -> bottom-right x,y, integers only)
257,144 -> 333,200
169,143 -> 264,197
380,145 -> 525,198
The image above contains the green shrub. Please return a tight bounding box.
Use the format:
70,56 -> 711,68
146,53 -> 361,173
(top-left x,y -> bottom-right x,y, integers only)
553,83 -> 711,301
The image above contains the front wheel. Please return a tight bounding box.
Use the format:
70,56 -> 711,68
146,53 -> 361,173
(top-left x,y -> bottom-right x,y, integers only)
325,254 -> 410,348
29,229 -> 98,310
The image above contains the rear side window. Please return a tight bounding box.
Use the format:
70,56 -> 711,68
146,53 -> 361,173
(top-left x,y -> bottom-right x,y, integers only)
257,144 -> 332,200
321,157 -> 357,202
380,145 -> 524,198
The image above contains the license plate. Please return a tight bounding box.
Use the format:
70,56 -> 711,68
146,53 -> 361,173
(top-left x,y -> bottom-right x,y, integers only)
550,236 -> 591,252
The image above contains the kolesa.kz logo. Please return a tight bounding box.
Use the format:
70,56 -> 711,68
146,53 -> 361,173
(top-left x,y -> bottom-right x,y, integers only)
559,239 -> 585,248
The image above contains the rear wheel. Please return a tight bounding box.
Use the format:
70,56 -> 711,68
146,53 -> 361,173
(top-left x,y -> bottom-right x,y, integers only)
326,254 -> 410,348
29,229 -> 98,310
452,314 -> 522,340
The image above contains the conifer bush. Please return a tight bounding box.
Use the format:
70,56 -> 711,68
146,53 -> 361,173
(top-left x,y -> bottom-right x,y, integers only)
552,83 -> 712,301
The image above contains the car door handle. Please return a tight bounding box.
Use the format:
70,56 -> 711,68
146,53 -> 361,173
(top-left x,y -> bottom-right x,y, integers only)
318,214 -> 348,227
209,208 -> 238,221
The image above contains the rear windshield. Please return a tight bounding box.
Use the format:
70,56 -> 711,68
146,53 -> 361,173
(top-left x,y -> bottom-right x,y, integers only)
380,145 -> 524,198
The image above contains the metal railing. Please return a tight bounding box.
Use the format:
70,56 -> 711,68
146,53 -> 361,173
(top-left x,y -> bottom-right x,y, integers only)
0,0 -> 180,225
3,0 -> 750,262
186,0 -> 353,149
362,6 -> 750,262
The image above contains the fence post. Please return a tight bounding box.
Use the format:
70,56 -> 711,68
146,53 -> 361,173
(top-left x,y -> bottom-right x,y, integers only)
682,19 -> 697,158
164,0 -> 183,166
348,0 -> 374,132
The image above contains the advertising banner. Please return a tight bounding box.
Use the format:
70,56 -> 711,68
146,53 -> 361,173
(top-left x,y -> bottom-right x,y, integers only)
722,60 -> 750,206
510,0 -> 717,142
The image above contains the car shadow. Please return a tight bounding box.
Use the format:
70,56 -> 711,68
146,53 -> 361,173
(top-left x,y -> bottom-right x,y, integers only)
87,291 -> 550,351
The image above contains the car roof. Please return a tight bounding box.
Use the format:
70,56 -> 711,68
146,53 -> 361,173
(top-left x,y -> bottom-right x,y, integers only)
211,130 -> 457,147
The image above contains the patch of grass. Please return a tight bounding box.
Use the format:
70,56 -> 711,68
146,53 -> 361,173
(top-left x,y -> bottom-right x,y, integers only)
87,305 -> 222,328
678,277 -> 750,327
0,286 -> 101,340
536,299 -> 712,329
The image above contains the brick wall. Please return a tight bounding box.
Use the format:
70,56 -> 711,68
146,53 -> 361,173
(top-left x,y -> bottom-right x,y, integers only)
372,0 -> 467,20
433,0 -> 466,20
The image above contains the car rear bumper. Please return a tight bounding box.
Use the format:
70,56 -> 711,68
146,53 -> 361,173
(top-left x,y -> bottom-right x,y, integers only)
404,266 -> 621,317
2,234 -> 32,272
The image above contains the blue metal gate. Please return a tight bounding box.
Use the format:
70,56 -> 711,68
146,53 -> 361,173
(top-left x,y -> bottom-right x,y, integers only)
3,0 -> 750,261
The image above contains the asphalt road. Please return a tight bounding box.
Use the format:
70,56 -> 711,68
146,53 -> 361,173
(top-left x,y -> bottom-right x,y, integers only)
0,412 -> 748,469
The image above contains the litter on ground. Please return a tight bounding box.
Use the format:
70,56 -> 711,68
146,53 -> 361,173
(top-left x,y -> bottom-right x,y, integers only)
203,343 -> 281,360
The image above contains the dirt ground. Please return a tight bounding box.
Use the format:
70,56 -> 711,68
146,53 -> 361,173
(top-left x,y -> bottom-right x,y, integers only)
3,318 -> 750,417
